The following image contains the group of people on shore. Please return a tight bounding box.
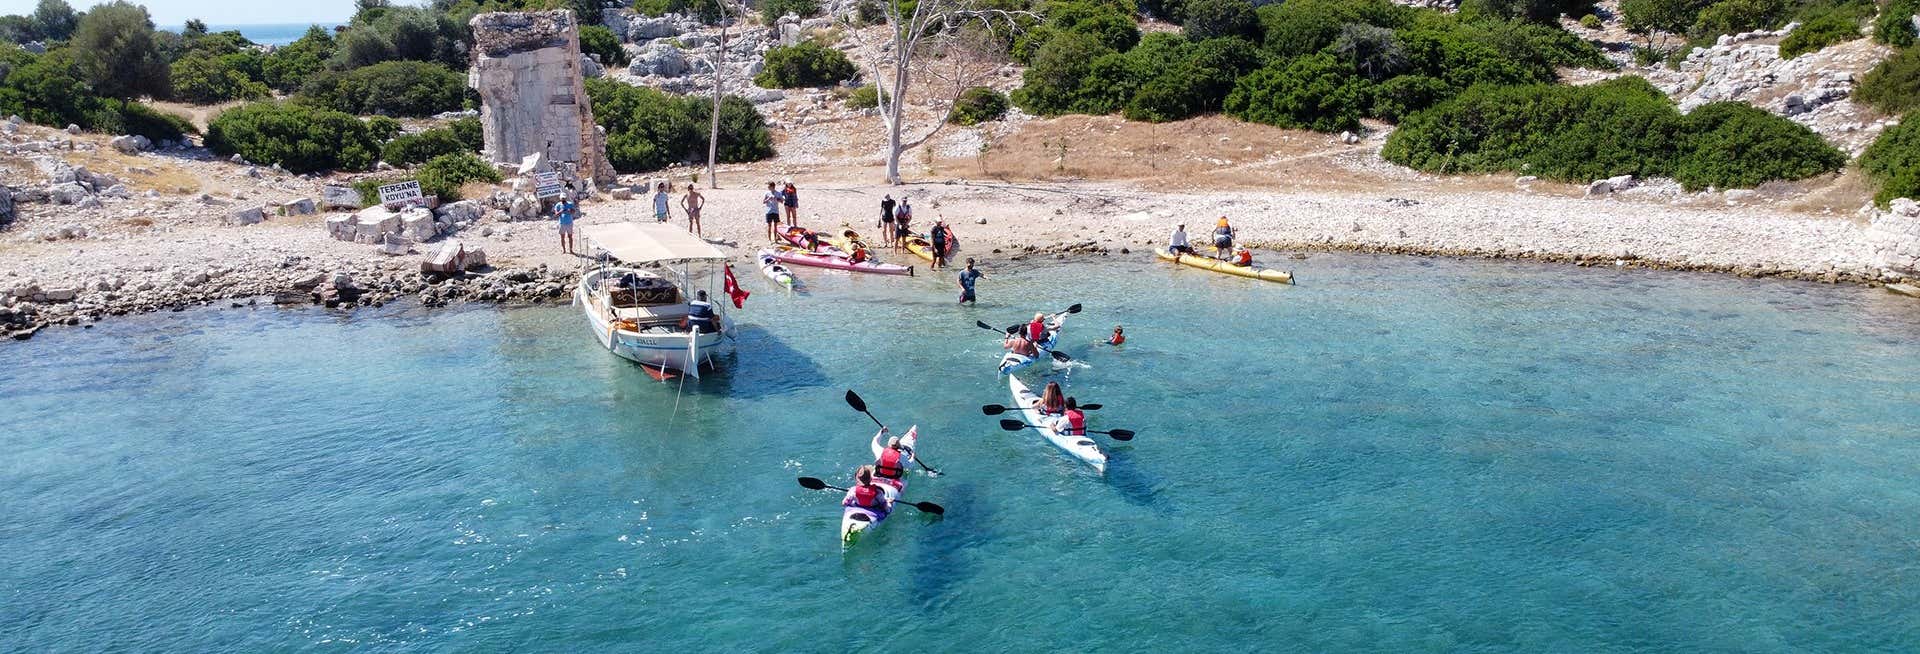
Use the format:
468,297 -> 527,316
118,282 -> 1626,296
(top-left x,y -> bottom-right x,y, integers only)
1167,217 -> 1255,267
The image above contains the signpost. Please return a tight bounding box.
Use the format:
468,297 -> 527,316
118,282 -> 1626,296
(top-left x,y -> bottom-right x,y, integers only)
377,180 -> 424,208
533,171 -> 565,200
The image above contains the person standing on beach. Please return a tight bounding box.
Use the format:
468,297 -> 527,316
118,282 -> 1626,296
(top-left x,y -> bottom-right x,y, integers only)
763,181 -> 783,243
880,195 -> 896,247
783,182 -> 799,226
894,198 -> 913,249
652,182 -> 671,223
929,220 -> 950,271
681,184 -> 704,236
554,186 -> 578,254
957,258 -> 983,305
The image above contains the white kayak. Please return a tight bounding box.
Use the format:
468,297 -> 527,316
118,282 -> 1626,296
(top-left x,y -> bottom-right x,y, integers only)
840,425 -> 920,546
996,315 -> 1064,375
756,249 -> 796,289
1008,376 -> 1104,472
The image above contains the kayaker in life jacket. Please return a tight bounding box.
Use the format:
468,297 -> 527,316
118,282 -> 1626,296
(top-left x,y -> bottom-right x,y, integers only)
843,466 -> 889,511
1027,313 -> 1047,342
848,247 -> 871,264
1060,397 -> 1087,436
874,436 -> 909,480
1107,325 -> 1125,345
1232,248 -> 1253,267
1004,329 -> 1038,357
1040,381 -> 1066,415
1213,217 -> 1235,259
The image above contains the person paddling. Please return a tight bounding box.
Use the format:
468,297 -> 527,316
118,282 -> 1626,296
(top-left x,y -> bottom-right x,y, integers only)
1039,381 -> 1066,416
1059,397 -> 1087,436
874,434 -> 910,482
1026,313 -> 1048,344
843,466 -> 889,514
1004,328 -> 1037,358
1212,217 -> 1235,260
1168,223 -> 1193,257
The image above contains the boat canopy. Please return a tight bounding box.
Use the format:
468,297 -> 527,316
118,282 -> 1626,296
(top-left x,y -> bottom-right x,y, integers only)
584,222 -> 728,265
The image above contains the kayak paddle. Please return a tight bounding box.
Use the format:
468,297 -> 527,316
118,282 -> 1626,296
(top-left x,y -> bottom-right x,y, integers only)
845,390 -> 942,476
976,321 -> 1072,363
980,403 -> 1101,415
996,418 -> 1134,441
796,477 -> 946,514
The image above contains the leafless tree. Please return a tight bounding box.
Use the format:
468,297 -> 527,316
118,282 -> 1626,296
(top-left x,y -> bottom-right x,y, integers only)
863,1 -> 1027,185
688,0 -> 741,189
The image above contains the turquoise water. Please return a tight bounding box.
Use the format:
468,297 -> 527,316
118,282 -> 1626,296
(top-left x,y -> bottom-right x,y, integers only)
208,23 -> 340,46
4,253 -> 1919,651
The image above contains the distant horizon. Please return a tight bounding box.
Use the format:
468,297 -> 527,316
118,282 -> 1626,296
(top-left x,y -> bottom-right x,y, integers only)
0,0 -> 360,28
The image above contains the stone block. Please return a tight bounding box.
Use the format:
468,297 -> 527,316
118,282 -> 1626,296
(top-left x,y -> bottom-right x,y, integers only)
435,199 -> 484,224
321,185 -> 363,210
325,214 -> 357,241
49,182 -> 89,205
400,206 -> 439,241
229,206 -> 266,226
280,198 -> 318,216
353,206 -> 402,243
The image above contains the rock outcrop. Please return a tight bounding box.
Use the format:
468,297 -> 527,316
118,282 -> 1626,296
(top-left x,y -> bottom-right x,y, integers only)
468,10 -> 616,185
1867,199 -> 1920,277
1648,36 -> 1895,154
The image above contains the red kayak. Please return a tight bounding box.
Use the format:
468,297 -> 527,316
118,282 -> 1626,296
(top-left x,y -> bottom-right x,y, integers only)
779,225 -> 845,257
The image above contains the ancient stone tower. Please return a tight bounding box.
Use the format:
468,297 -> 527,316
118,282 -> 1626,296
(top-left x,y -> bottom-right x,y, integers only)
468,10 -> 615,184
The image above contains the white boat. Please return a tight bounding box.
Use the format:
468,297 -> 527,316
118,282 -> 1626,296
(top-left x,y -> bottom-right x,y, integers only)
840,425 -> 920,546
756,249 -> 796,289
574,222 -> 735,378
1008,376 -> 1105,472
996,315 -> 1065,375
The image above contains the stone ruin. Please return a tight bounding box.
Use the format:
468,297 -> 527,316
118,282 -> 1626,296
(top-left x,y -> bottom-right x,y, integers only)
468,11 -> 616,186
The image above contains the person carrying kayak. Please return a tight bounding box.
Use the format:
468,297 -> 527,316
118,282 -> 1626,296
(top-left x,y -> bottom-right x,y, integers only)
874,433 -> 911,481
1212,217 -> 1235,260
1168,223 -> 1193,257
1039,381 -> 1066,416
843,466 -> 890,515
1004,328 -> 1037,357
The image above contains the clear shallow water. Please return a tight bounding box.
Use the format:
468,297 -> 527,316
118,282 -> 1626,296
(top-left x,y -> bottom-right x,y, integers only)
3,253 -> 1919,651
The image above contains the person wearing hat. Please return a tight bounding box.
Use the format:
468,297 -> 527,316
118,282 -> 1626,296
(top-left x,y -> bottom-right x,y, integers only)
1211,216 -> 1235,260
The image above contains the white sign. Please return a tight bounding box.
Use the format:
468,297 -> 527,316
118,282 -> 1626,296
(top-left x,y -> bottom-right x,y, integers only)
377,180 -> 424,206
533,171 -> 565,199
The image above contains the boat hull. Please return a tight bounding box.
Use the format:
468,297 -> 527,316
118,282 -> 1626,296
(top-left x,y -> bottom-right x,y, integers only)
1010,376 -> 1105,472
1156,247 -> 1294,284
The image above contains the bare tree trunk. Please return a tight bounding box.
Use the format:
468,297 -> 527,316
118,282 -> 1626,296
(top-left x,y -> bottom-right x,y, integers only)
707,1 -> 730,189
885,65 -> 911,185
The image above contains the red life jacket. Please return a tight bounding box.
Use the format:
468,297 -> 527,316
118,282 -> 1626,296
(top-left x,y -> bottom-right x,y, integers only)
1028,320 -> 1046,341
1109,332 -> 1125,345
1064,409 -> 1086,435
852,483 -> 883,508
876,449 -> 905,479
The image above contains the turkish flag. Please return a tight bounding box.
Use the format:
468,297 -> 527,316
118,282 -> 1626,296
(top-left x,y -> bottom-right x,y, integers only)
723,263 -> 749,309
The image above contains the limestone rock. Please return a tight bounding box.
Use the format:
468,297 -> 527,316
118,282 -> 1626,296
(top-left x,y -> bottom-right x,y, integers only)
1865,198 -> 1920,275
628,15 -> 684,40
469,10 -> 616,185
49,182 -> 89,205
321,185 -> 363,210
280,198 -> 318,216
100,184 -> 132,199
229,206 -> 266,226
630,43 -> 690,77
581,53 -> 606,78
400,206 -> 440,241
435,199 -> 485,225
110,134 -> 152,153
510,194 -> 541,220
422,239 -> 489,274
0,186 -> 13,226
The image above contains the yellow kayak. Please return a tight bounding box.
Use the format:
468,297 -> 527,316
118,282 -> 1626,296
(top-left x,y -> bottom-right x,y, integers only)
1155,248 -> 1293,284
902,234 -> 937,263
825,227 -> 872,255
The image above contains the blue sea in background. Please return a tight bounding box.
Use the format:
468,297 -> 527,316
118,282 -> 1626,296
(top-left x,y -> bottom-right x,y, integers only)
3,252 -> 1919,651
208,23 -> 341,46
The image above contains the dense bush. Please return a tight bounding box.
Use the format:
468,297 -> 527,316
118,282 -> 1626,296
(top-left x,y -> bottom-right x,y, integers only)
1011,32 -> 1112,114
633,0 -> 726,23
1013,0 -> 1142,63
1257,0 -> 1406,58
1689,0 -> 1789,40
263,26 -> 335,93
847,84 -> 882,109
0,49 -> 193,140
331,6 -> 465,69
1369,73 -> 1449,120
450,116 -> 484,151
1140,0 -> 1189,22
0,0 -> 79,43
1861,119 -> 1920,207
761,0 -> 822,23
1579,13 -> 1601,28
169,51 -> 269,104
1183,0 -> 1260,41
585,78 -> 776,172
1778,12 -> 1860,58
755,41 -> 857,88
365,115 -> 403,142
1224,53 -> 1373,131
1382,78 -> 1843,189
205,102 -> 381,173
1856,45 -> 1920,114
1874,0 -> 1920,46
69,1 -> 172,101
580,25 -> 630,67
1330,23 -> 1409,80
303,61 -> 467,117
950,86 -> 1010,125
1460,0 -> 1593,23
381,128 -> 468,166
416,152 -> 503,201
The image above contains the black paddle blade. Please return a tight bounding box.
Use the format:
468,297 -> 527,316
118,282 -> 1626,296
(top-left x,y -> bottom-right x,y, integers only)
844,390 -> 867,413
1105,429 -> 1135,441
910,501 -> 946,515
998,419 -> 1028,431
975,320 -> 997,331
1049,350 -> 1073,362
1080,404 -> 1103,410
798,476 -> 829,490
1065,303 -> 1082,314
980,404 -> 1008,415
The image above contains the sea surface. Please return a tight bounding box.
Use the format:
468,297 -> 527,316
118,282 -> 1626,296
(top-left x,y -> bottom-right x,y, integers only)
3,253 -> 1919,651
209,23 -> 341,47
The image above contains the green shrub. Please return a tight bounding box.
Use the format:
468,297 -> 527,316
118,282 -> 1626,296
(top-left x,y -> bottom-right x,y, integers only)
365,115 -> 403,142
1856,46 -> 1920,115
633,0 -> 725,23
580,25 -> 630,67
1256,0 -> 1405,58
262,26 -> 334,92
1382,78 -> 1840,189
1633,44 -> 1668,66
1012,32 -> 1114,114
1046,0 -> 1143,52
1331,23 -> 1409,80
1224,53 -> 1372,132
685,94 -> 778,163
1673,101 -> 1843,190
169,51 -> 269,104
1579,13 -> 1601,27
381,128 -> 468,166
0,49 -> 192,140
1688,0 -> 1788,41
754,41 -> 857,88
585,78 -> 776,172
416,152 -> 502,201
1861,119 -> 1920,207
950,87 -> 1009,125
205,102 -> 380,173
761,0 -> 821,23
1182,0 -> 1259,41
330,6 -> 465,69
1620,0 -> 1713,34
450,116 -> 483,151
1141,0 -> 1188,22
1460,0 -> 1594,22
1874,0 -> 1920,46
1778,12 -> 1860,58
847,84 -> 882,109
1369,74 -> 1450,120
303,61 -> 467,117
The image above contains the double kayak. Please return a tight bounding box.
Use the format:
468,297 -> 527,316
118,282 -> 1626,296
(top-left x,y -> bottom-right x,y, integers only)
996,315 -> 1064,375
779,225 -> 845,256
1008,376 -> 1105,472
756,249 -> 796,289
1155,248 -> 1294,284
825,227 -> 874,255
842,425 -> 921,546
771,245 -> 914,276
